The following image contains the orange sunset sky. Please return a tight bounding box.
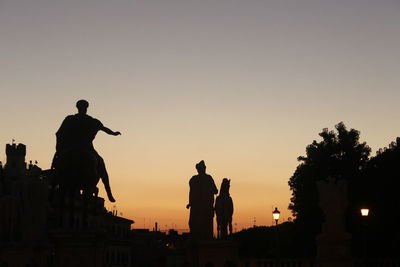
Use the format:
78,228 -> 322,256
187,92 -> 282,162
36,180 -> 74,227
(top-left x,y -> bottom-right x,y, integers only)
1,0 -> 400,231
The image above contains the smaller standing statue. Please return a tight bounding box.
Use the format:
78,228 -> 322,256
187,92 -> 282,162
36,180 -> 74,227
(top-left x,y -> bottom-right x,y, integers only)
186,160 -> 218,240
215,178 -> 234,240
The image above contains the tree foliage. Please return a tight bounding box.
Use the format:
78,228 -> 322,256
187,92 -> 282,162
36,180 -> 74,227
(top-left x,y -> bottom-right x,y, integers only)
289,122 -> 370,219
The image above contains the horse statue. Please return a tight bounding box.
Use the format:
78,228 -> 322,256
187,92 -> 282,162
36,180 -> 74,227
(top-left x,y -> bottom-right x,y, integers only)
52,148 -> 100,228
215,178 -> 234,239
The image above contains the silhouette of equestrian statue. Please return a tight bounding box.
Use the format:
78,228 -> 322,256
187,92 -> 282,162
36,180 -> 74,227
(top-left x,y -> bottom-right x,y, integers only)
52,100 -> 121,203
215,178 -> 234,240
186,160 -> 218,240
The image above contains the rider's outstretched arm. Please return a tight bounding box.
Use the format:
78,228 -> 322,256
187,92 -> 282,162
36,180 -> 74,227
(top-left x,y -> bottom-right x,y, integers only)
101,126 -> 121,136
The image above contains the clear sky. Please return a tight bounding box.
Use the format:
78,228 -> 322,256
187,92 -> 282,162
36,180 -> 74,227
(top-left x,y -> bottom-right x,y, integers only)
1,0 -> 400,231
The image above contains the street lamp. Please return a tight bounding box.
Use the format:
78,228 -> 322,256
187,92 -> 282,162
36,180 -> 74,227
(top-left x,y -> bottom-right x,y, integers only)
272,207 -> 280,226
360,207 -> 369,262
272,207 -> 281,260
361,208 -> 369,217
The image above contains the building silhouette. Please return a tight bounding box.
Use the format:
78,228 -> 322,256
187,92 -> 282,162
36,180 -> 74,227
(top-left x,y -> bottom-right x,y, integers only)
0,143 -> 133,267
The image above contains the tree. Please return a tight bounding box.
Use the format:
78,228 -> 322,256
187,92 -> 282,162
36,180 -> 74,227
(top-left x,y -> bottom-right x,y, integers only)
361,137 -> 400,257
288,122 -> 370,256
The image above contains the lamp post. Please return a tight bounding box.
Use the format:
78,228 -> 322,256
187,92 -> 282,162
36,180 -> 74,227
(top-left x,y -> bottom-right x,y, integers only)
360,208 -> 369,262
272,207 -> 280,260
272,207 -> 280,226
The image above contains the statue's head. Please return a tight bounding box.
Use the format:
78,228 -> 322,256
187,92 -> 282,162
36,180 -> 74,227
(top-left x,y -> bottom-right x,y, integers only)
76,99 -> 89,114
195,160 -> 206,174
220,178 -> 230,195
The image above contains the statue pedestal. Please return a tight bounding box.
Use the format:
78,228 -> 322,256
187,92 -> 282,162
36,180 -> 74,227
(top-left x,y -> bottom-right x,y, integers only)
316,233 -> 353,267
185,240 -> 239,267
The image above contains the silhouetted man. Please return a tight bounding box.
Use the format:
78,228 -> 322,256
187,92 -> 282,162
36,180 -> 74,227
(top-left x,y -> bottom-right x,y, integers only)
52,100 -> 121,202
186,160 -> 218,240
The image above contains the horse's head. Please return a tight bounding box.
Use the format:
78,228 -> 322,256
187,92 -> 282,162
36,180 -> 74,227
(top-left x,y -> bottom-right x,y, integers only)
220,178 -> 230,196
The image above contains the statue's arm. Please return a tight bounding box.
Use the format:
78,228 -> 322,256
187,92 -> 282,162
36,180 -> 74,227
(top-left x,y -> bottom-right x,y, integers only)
100,126 -> 121,136
212,180 -> 218,194
207,175 -> 218,195
186,179 -> 192,209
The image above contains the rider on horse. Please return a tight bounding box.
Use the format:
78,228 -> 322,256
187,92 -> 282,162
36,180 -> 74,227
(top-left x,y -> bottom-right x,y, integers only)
52,99 -> 121,202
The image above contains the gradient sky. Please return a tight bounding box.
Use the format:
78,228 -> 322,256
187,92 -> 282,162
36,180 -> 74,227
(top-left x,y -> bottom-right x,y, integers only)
1,0 -> 400,231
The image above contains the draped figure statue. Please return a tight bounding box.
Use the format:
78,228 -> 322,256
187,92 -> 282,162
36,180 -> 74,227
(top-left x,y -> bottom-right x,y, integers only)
186,160 -> 218,240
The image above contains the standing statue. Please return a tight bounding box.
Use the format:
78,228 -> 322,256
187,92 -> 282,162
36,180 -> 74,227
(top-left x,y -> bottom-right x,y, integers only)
186,160 -> 218,240
52,100 -> 121,202
215,178 -> 234,240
